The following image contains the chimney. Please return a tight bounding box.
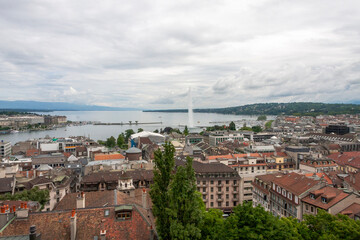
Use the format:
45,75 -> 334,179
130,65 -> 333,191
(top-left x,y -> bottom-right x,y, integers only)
70,209 -> 77,240
29,225 -> 37,240
76,192 -> 85,209
142,188 -> 147,209
16,203 -> 29,219
100,230 -> 106,240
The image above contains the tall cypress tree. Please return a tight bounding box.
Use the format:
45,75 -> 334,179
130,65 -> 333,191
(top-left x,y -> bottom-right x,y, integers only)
150,142 -> 175,240
168,157 -> 203,239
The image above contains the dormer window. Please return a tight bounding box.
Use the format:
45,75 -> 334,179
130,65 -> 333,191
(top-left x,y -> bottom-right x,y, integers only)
310,193 -> 315,199
282,189 -> 286,196
321,197 -> 327,204
288,192 -> 292,200
277,186 -> 281,193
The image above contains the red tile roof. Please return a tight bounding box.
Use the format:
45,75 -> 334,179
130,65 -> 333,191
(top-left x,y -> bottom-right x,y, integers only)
302,186 -> 349,210
94,153 -> 125,161
340,203 -> 360,219
304,173 -> 333,185
328,152 -> 360,170
233,153 -> 261,158
207,154 -> 233,160
0,205 -> 154,240
272,172 -> 320,196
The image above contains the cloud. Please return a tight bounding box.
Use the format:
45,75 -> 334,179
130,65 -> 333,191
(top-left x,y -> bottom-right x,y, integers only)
0,0 -> 359,108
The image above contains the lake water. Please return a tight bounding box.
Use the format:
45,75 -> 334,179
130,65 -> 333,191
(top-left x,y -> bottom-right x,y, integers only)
0,111 -> 274,144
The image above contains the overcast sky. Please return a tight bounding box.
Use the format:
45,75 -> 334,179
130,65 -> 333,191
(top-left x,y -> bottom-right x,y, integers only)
0,0 -> 359,109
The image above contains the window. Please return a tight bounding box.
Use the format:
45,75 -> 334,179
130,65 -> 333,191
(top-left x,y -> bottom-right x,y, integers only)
277,186 -> 281,193
218,202 -> 221,207
226,180 -> 229,184
210,202 -> 214,207
321,197 -> 327,204
211,195 -> 213,200
233,201 -> 237,206
306,204 -> 308,211
310,206 -> 314,213
197,181 -> 200,184
234,187 -> 237,191
210,180 -> 214,184
310,194 -> 315,199
226,202 -> 229,207
203,180 -> 206,185
104,209 -> 110,216
295,196 -> 299,204
233,180 -> 237,185
116,211 -> 132,220
218,187 -> 221,192
282,189 -> 286,196
273,183 -> 275,190
233,194 -> 237,198
211,187 -> 214,192
226,194 -> 229,199
288,192 -> 292,200
226,187 -> 229,191
218,180 -> 222,185
203,187 -> 206,192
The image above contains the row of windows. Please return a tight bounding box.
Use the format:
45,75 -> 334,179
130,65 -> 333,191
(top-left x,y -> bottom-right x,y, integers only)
198,186 -> 238,192
197,180 -> 237,185
273,184 -> 298,203
209,201 -> 238,207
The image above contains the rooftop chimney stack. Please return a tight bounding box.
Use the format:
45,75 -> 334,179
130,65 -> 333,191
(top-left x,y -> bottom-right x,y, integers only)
100,230 -> 106,240
29,225 -> 37,240
142,188 -> 147,209
76,192 -> 85,209
70,209 -> 77,240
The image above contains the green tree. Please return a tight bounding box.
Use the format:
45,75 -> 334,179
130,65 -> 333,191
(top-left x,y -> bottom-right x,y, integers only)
229,121 -> 236,131
303,210 -> 360,240
154,129 -> 159,133
168,157 -> 203,239
0,187 -> 49,209
183,126 -> 189,136
201,208 -> 225,240
265,120 -> 274,129
125,129 -> 135,142
138,128 -> 144,133
150,142 -> 176,240
257,115 -> 267,121
251,126 -> 262,133
117,133 -> 125,148
105,136 -> 116,148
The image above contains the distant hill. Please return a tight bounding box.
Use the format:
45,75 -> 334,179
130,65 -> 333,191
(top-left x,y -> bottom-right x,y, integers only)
144,102 -> 360,116
0,100 -> 139,111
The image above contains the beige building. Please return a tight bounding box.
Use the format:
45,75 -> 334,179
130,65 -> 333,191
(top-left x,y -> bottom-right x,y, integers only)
0,141 -> 11,158
302,186 -> 359,216
176,160 -> 241,213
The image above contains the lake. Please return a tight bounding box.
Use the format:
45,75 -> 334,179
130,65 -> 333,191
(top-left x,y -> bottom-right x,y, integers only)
0,111 -> 275,144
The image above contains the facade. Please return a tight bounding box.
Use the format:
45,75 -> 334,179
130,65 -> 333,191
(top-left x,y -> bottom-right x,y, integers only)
209,133 -> 244,146
266,153 -> 295,173
325,125 -> 350,135
176,160 -> 241,212
299,157 -> 338,173
252,173 -> 282,212
0,141 -> 11,158
270,172 -> 323,219
302,186 -> 358,216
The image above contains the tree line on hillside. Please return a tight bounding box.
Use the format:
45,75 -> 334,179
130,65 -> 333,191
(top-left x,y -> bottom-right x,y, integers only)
144,102 -> 360,116
150,142 -> 360,240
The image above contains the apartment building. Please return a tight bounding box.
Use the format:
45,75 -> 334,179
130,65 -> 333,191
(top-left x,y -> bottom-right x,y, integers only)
270,172 -> 324,219
299,157 -> 338,173
302,186 -> 359,216
0,141 -> 11,158
230,153 -> 267,202
176,160 -> 241,212
209,132 -> 244,146
266,152 -> 295,173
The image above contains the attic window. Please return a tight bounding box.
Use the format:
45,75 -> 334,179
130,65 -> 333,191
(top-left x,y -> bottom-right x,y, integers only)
310,194 -> 315,199
277,186 -> 281,193
116,211 -> 131,220
321,197 -> 327,204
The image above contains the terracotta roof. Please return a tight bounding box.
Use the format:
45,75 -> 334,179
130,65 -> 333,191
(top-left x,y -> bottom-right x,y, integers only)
94,153 -> 125,161
0,200 -> 40,212
302,186 -> 350,210
340,203 -> 360,218
272,172 -> 320,196
304,173 -> 333,185
207,154 -> 233,160
25,149 -> 39,157
344,172 -> 360,191
328,152 -> 360,170
233,153 -> 261,158
275,152 -> 288,157
0,205 -> 153,240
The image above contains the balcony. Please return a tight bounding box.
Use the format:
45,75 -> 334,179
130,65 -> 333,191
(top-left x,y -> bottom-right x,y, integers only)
232,191 -> 238,194
216,191 -> 223,194
216,184 -> 223,187
202,191 -> 207,195
217,198 -> 223,202
232,183 -> 238,186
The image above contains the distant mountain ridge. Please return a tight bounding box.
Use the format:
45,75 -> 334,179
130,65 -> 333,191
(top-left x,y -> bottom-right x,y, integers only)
0,100 -> 139,111
144,102 -> 360,116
